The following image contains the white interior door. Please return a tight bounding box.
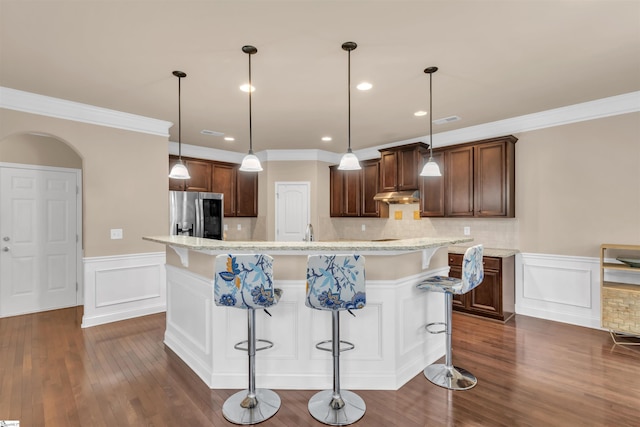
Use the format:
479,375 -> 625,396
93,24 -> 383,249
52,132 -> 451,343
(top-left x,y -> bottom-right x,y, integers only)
275,182 -> 310,242
0,165 -> 79,317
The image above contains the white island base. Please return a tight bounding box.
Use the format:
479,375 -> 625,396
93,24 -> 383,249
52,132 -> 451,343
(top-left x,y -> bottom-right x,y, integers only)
145,236 -> 472,391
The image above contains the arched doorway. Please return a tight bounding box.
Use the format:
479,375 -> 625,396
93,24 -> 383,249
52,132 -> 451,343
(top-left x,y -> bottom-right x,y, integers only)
0,132 -> 83,317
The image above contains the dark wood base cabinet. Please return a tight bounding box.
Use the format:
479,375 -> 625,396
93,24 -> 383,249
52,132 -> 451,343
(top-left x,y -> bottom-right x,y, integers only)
449,253 -> 515,322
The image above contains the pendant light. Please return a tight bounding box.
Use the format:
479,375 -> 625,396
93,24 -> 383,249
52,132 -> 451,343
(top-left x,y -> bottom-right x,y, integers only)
337,41 -> 361,171
168,71 -> 191,179
239,45 -> 263,172
420,66 -> 442,177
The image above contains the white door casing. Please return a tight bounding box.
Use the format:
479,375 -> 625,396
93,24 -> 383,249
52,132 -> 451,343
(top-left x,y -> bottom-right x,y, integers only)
275,182 -> 310,242
0,163 -> 82,317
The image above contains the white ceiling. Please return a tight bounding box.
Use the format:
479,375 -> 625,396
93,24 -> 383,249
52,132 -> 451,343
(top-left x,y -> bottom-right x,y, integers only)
1,1 -> 639,153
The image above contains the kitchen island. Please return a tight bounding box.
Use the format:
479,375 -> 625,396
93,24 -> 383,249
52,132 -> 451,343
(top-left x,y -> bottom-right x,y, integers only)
143,235 -> 472,390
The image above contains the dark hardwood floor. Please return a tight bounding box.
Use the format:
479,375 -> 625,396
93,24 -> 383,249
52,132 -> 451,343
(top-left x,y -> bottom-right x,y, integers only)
1,307 -> 638,426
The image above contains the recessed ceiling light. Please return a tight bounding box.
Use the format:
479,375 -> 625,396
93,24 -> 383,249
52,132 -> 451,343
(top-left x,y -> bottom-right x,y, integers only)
356,82 -> 372,91
414,110 -> 428,117
321,136 -> 332,142
240,84 -> 255,92
224,136 -> 235,141
201,129 -> 224,136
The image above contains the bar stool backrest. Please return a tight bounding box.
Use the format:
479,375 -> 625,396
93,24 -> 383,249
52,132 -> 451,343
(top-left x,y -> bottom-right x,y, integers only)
460,244 -> 485,294
306,254 -> 366,311
214,254 -> 277,309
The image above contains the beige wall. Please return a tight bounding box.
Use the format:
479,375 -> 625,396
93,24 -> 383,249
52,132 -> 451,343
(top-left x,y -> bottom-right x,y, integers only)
3,106 -> 637,260
0,109 -> 169,257
0,132 -> 82,168
515,112 -> 640,257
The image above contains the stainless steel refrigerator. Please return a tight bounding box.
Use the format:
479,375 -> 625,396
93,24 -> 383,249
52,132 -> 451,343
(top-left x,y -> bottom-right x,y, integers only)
169,191 -> 224,240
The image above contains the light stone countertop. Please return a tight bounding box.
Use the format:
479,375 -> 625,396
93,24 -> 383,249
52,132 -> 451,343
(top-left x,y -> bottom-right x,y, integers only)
144,235 -> 473,254
448,245 -> 519,258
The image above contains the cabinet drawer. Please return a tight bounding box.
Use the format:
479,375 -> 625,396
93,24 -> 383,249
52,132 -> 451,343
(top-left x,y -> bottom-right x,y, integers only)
482,257 -> 501,270
448,253 -> 463,267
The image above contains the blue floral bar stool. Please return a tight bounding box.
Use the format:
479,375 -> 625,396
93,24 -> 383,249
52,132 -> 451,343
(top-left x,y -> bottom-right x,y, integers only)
214,254 -> 283,425
306,254 -> 366,426
416,244 -> 484,391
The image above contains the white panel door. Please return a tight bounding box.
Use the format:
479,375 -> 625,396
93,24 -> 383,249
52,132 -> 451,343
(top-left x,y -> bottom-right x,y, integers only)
275,182 -> 310,242
0,166 -> 78,317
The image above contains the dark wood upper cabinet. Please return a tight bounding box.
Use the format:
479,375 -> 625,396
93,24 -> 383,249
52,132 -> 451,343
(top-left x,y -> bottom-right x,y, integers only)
236,170 -> 258,217
169,158 -> 211,192
361,159 -> 388,218
211,162 -> 236,217
445,145 -> 475,217
169,155 -> 258,217
330,163 -> 387,218
445,135 -> 516,218
379,143 -> 428,192
420,150 -> 445,217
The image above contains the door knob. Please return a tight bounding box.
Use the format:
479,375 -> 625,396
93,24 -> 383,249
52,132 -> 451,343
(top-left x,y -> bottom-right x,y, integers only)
2,247 -> 9,252
2,237 -> 9,241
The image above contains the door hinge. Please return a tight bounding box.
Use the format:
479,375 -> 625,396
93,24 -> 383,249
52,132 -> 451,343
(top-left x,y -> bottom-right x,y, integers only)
76,234 -> 79,243
76,185 -> 79,195
76,282 -> 78,291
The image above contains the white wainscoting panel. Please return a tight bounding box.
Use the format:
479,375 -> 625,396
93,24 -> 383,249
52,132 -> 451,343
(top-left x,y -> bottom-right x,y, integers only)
82,252 -> 166,328
516,253 -> 600,329
164,264 -> 449,390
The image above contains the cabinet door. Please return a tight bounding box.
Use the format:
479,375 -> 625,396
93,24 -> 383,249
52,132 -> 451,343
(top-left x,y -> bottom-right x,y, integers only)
329,166 -> 344,217
212,163 -> 236,217
420,151 -> 445,217
379,151 -> 398,192
361,160 -> 381,217
445,146 -> 474,217
236,170 -> 258,217
184,159 -> 212,192
168,156 -> 186,191
474,140 -> 514,217
343,169 -> 361,217
397,147 -> 421,190
468,266 -> 502,317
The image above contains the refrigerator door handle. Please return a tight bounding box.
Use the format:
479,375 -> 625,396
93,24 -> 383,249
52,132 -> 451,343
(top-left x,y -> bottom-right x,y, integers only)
195,197 -> 203,238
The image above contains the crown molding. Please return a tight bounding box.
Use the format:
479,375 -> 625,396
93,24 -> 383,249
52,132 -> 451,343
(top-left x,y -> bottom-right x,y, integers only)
364,91 -> 640,155
169,142 -> 245,164
261,149 -> 339,163
0,86 -> 172,137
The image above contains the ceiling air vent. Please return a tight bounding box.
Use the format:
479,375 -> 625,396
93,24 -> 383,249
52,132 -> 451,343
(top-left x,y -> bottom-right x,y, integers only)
433,116 -> 461,125
200,129 -> 224,136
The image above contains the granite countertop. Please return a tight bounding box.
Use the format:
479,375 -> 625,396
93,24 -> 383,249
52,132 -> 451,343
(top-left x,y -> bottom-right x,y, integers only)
448,245 -> 519,258
144,235 -> 473,253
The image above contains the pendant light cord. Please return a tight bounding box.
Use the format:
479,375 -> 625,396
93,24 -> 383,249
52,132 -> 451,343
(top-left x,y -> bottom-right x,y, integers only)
429,70 -> 433,159
248,52 -> 253,154
347,47 -> 351,153
178,75 -> 182,159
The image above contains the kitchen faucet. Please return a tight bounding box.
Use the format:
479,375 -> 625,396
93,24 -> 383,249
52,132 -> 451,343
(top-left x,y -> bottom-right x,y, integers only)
304,224 -> 314,242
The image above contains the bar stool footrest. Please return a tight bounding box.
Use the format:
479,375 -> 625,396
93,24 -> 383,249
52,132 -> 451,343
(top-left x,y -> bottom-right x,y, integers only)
234,339 -> 274,352
424,321 -> 446,334
315,339 -> 355,353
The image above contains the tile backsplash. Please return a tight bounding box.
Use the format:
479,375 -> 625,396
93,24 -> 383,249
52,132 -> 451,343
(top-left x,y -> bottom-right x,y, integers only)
325,203 -> 519,249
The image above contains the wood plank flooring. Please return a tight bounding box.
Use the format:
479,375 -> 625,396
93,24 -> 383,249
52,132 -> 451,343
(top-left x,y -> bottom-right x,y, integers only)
1,308 -> 638,426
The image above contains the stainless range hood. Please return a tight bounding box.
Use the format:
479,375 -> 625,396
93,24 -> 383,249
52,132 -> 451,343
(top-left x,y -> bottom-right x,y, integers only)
373,190 -> 420,204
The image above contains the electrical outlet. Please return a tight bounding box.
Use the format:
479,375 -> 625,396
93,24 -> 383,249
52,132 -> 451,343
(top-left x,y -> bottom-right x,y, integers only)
413,210 -> 420,220
224,224 -> 228,231
110,228 -> 123,239
361,224 -> 366,231
394,211 -> 403,220
237,224 -> 242,231
464,226 -> 471,236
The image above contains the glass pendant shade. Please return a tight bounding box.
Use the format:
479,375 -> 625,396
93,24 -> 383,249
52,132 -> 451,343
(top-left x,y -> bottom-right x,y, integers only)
338,150 -> 361,170
169,160 -> 191,179
420,157 -> 442,177
239,152 -> 263,172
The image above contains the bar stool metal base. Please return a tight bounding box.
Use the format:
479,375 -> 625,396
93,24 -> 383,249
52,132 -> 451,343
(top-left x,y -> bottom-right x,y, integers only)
308,389 -> 366,426
222,388 -> 281,425
424,363 -> 477,391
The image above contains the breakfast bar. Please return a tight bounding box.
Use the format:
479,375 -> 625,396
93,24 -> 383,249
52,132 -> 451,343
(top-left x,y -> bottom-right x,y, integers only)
143,235 -> 472,391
